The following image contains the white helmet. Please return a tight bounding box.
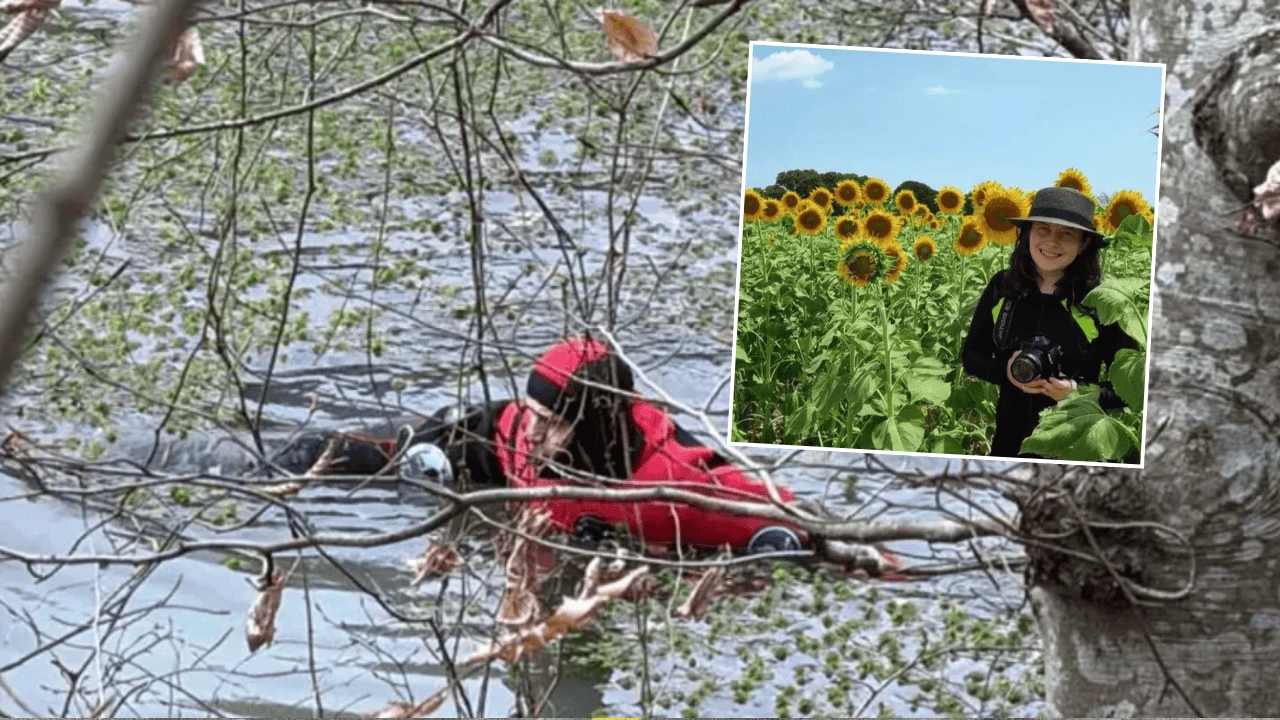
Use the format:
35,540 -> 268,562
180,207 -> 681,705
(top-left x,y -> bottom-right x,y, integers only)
399,443 -> 453,485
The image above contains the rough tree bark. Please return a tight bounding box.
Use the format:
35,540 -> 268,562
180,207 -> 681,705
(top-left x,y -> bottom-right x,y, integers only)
1026,1 -> 1280,716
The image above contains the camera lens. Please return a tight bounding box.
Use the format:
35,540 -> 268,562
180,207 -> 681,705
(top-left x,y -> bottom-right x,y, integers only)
1011,353 -> 1041,384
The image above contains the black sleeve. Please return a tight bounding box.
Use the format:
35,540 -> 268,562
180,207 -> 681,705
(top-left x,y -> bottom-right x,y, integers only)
962,272 -> 1011,386
1094,320 -> 1141,411
266,430 -> 393,476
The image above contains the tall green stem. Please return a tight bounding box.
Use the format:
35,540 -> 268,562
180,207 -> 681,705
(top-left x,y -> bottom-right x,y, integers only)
879,282 -> 895,422
951,253 -> 969,363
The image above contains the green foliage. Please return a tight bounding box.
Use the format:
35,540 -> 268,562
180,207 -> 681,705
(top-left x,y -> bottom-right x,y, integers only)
1083,278 -> 1148,349
893,180 -> 939,213
733,213 -> 1005,453
1020,385 -> 1137,461
773,168 -> 865,198
581,566 -> 1044,718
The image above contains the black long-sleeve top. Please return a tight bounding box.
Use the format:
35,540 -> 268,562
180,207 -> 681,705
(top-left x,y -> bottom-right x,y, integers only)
961,270 -> 1138,458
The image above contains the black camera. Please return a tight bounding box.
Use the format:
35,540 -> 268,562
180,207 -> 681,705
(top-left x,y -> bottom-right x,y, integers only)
1010,335 -> 1065,384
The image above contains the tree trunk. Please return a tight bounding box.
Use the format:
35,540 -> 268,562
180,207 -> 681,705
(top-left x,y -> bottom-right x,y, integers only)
1027,1 -> 1280,716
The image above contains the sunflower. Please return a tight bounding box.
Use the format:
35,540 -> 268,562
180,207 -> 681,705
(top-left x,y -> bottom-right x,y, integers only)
954,216 -> 988,256
883,243 -> 908,283
794,200 -> 827,236
977,186 -> 1029,246
1104,190 -> 1153,232
1054,167 -> 1093,198
808,187 -> 834,214
862,209 -> 901,246
836,241 -> 885,288
894,189 -> 918,215
761,199 -> 782,222
936,185 -> 964,215
913,235 -> 937,262
743,190 -> 763,221
833,214 -> 861,245
912,204 -> 932,223
781,191 -> 801,214
970,180 -> 999,207
834,179 -> 861,207
928,219 -> 941,231
862,177 -> 891,206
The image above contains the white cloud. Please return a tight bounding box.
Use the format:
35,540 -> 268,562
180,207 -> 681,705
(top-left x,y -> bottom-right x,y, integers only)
924,85 -> 958,96
754,49 -> 833,89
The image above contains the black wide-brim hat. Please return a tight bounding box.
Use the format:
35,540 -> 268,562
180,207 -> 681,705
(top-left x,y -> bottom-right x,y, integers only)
1008,186 -> 1105,245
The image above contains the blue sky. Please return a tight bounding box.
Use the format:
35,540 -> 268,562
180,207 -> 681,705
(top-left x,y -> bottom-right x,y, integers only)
744,44 -> 1165,201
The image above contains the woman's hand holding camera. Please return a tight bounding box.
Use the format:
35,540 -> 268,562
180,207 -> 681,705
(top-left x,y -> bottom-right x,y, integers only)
1006,352 -> 1076,401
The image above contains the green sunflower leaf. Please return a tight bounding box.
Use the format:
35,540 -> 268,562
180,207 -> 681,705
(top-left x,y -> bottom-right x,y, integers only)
1020,386 -> 1134,461
906,373 -> 951,406
1112,213 -> 1152,246
1083,279 -> 1147,348
1108,348 -> 1146,412
871,405 -> 925,452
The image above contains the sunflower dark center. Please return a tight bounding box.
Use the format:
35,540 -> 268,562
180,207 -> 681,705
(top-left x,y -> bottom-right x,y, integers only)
960,227 -> 982,247
867,216 -> 890,237
745,195 -> 760,214
1109,201 -> 1136,226
847,253 -> 875,279
867,185 -> 886,201
984,198 -> 1017,231
838,219 -> 856,235
800,210 -> 821,229
940,191 -> 959,209
838,187 -> 856,202
1060,178 -> 1083,191
917,244 -> 933,260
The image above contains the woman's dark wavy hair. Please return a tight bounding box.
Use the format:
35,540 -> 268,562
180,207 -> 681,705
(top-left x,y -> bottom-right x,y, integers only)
999,223 -> 1102,304
544,352 -> 644,480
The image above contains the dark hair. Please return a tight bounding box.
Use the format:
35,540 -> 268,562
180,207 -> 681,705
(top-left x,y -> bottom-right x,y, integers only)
1000,223 -> 1102,303
550,354 -> 643,480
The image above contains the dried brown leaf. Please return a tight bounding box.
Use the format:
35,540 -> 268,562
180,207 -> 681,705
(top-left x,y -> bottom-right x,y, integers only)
367,690 -> 446,719
167,27 -> 204,84
409,542 -> 461,586
1,0 -> 57,13
245,571 -> 285,652
472,566 -> 650,665
597,9 -> 657,63
674,566 -> 724,619
495,509 -> 554,626
0,7 -> 47,57
1024,0 -> 1054,32
1254,159 -> 1280,222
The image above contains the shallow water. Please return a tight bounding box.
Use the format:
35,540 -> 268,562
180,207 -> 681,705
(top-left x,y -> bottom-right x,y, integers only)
0,2 -> 1033,715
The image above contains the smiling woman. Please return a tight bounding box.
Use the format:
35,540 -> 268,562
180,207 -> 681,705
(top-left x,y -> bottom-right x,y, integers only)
960,187 -> 1139,460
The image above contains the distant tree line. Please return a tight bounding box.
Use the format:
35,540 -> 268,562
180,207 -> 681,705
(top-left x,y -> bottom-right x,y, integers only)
759,169 -> 968,215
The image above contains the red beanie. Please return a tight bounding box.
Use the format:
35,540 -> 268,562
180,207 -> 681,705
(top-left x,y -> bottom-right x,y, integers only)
526,337 -> 632,416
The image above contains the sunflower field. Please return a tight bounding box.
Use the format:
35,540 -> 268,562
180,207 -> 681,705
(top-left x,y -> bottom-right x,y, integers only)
731,170 -> 1154,462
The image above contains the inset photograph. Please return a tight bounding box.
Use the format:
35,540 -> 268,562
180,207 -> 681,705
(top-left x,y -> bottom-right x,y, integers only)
729,43 -> 1164,466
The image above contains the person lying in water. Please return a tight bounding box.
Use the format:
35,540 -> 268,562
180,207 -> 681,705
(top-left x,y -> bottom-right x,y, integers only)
272,336 -> 859,559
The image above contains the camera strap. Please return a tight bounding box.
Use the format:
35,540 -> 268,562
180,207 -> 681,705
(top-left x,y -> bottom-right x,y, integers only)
992,293 -> 1019,351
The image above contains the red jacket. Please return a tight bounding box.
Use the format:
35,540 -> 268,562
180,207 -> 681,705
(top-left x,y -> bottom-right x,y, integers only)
493,398 -> 805,549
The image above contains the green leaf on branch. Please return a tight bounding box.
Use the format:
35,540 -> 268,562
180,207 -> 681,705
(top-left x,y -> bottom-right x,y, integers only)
1020,386 -> 1134,461
1083,279 -> 1147,348
1108,348 -> 1145,412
